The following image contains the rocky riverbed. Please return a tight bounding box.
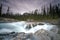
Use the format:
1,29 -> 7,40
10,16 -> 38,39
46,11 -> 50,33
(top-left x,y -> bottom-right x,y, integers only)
0,29 -> 60,40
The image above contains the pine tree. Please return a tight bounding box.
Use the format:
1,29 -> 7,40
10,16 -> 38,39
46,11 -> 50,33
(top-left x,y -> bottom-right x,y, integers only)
34,9 -> 38,15
43,6 -> 46,16
6,7 -> 10,16
49,3 -> 54,18
49,3 -> 52,16
7,7 -> 9,14
0,4 -> 2,16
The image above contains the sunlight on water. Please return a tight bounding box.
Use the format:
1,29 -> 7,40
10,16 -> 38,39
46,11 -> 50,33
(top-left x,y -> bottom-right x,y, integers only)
0,21 -> 58,33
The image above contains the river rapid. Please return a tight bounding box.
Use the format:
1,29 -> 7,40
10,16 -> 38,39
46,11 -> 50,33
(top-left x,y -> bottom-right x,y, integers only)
0,21 -> 58,34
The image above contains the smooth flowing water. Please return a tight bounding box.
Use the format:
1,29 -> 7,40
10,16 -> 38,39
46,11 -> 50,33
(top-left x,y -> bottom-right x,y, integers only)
0,21 -> 58,33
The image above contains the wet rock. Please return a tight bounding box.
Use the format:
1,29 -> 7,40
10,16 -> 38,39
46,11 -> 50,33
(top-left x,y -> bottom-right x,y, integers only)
34,29 -> 60,40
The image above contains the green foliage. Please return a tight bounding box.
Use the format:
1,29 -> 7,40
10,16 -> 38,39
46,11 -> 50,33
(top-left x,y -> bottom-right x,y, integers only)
0,3 -> 60,21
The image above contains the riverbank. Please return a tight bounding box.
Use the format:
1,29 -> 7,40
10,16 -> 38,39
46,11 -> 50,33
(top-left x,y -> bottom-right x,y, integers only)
0,17 -> 60,25
0,17 -> 19,23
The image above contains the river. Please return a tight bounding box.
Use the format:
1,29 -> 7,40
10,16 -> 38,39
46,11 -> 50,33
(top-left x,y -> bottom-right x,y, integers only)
0,21 -> 59,33
0,21 -> 60,40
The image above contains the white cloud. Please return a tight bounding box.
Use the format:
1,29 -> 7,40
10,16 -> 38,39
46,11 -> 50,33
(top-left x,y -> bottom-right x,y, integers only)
0,0 -> 60,14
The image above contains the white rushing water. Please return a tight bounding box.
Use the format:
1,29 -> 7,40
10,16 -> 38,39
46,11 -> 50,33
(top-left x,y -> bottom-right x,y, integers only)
0,21 -> 58,33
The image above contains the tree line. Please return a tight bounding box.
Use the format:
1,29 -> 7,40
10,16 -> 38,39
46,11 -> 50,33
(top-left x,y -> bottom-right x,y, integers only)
0,3 -> 60,20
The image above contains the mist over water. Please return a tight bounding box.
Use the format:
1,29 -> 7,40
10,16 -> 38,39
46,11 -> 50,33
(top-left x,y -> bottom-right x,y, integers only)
0,21 -> 58,33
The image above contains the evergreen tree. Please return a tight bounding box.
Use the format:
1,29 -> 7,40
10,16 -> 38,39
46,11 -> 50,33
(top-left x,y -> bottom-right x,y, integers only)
54,5 -> 59,17
55,4 -> 60,18
34,9 -> 38,15
6,7 -> 10,16
0,4 -> 2,16
49,3 -> 52,16
42,6 -> 46,16
46,7 -> 49,15
49,3 -> 54,18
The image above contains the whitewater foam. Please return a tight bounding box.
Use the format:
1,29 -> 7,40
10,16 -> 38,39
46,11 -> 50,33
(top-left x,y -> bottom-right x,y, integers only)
0,21 -> 58,33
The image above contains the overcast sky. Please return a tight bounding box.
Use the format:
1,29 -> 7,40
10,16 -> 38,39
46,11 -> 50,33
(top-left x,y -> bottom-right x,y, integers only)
0,0 -> 60,14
